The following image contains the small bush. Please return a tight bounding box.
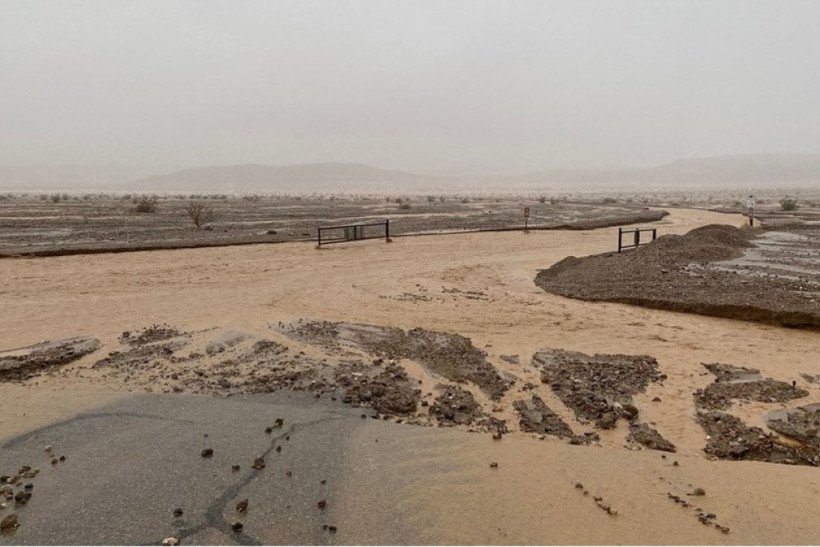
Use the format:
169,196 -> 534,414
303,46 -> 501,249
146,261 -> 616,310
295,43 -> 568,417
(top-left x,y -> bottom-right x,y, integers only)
779,198 -> 798,211
602,197 -> 617,204
399,202 -> 412,210
133,195 -> 159,213
539,196 -> 546,204
184,201 -> 214,228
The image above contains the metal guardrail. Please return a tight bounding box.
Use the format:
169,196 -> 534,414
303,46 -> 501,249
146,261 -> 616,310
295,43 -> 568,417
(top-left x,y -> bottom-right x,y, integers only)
317,220 -> 390,247
617,227 -> 657,253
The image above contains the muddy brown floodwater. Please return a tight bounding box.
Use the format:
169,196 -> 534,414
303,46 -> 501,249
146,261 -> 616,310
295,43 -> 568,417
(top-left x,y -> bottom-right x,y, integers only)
0,207 -> 818,544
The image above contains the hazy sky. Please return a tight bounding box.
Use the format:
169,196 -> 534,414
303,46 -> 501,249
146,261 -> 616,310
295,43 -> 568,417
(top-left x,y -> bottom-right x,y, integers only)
1,0 -> 819,173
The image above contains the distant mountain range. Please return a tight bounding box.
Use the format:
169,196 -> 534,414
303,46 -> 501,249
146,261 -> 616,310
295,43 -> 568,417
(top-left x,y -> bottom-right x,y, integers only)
132,162 -> 432,193
1,154 -> 818,193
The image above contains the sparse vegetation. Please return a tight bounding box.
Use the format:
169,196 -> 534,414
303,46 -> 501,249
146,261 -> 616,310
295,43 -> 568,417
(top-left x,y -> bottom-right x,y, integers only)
184,201 -> 215,228
779,198 -> 799,211
399,202 -> 412,210
602,197 -> 617,204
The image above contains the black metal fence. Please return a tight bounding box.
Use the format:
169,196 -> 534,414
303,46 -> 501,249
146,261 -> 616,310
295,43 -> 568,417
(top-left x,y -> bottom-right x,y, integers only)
317,220 -> 390,247
617,227 -> 657,253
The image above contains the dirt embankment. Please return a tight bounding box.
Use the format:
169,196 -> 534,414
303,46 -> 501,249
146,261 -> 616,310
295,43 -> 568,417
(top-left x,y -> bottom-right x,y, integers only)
535,224 -> 820,329
0,337 -> 100,381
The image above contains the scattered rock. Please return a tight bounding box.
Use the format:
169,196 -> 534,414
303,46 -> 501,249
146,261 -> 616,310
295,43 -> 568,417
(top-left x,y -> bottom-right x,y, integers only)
0,514 -> 18,532
161,537 -> 180,546
283,321 -> 512,399
336,362 -> 421,415
765,404 -> 820,446
0,337 -> 101,382
317,499 -> 327,509
231,522 -> 244,533
513,395 -> 598,444
121,324 -> 184,346
429,386 -> 483,425
627,423 -> 677,452
697,411 -> 819,466
695,377 -> 807,410
13,491 -> 31,505
532,349 -> 663,429
173,508 -> 183,518
251,457 -> 265,470
236,499 -> 248,512
201,448 -> 214,458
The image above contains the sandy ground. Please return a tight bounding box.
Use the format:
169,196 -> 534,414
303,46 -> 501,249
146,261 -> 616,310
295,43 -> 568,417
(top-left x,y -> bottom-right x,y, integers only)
1,207 -> 818,544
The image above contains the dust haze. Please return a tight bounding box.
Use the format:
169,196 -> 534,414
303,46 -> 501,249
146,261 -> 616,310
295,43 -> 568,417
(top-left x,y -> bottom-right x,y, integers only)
1,1 -> 820,191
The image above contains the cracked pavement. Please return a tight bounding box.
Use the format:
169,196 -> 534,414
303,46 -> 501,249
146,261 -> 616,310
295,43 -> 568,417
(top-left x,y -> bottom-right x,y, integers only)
0,392 -> 378,545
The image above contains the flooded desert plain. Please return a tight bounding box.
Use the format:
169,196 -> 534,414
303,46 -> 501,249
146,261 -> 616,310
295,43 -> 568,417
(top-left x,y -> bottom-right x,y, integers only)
0,207 -> 818,545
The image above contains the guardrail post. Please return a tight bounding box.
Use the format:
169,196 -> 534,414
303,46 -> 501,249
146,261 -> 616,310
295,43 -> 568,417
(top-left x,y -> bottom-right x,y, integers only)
618,227 -> 623,253
385,219 -> 391,242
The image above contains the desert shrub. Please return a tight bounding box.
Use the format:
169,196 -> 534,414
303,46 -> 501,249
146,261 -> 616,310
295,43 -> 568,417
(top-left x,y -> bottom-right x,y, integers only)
133,195 -> 159,213
779,198 -> 798,211
184,201 -> 214,228
50,194 -> 61,203
602,197 -> 617,204
461,197 -> 469,203
38,194 -> 48,201
439,196 -> 445,202
550,197 -> 560,205
399,202 -> 412,210
539,196 -> 546,204
427,195 -> 436,203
